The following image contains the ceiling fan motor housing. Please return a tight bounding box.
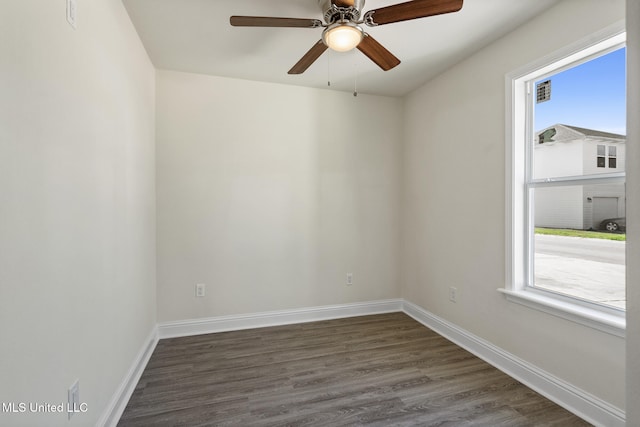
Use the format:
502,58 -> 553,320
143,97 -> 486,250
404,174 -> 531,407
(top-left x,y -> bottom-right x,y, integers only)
318,0 -> 365,24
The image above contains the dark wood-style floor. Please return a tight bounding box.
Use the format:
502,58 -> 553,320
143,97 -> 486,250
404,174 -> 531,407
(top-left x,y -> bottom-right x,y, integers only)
119,312 -> 590,426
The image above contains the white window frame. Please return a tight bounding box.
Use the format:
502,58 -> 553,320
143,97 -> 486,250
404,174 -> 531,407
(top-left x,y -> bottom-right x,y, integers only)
502,23 -> 626,337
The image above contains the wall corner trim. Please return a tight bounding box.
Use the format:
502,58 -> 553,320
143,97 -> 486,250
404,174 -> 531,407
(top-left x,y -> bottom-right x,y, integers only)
402,300 -> 625,427
157,299 -> 404,339
97,326 -> 159,427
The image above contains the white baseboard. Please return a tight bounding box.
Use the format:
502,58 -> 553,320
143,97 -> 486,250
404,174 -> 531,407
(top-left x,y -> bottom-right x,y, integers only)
158,299 -> 403,339
402,300 -> 625,427
97,326 -> 159,427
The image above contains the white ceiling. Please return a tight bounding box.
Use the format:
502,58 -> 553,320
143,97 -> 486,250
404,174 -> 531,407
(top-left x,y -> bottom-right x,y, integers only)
122,0 -> 562,97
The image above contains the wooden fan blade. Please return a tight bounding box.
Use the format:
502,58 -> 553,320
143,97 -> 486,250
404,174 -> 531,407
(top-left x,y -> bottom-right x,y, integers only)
230,16 -> 323,28
364,0 -> 463,26
357,34 -> 401,71
288,40 -> 328,74
333,0 -> 355,6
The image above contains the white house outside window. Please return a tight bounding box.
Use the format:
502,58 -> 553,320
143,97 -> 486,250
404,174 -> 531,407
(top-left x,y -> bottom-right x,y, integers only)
504,28 -> 626,336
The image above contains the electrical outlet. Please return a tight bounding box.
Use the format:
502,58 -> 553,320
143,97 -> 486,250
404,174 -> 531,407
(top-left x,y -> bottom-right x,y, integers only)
66,0 -> 77,29
449,287 -> 457,303
346,273 -> 353,286
195,283 -> 205,297
68,380 -> 79,419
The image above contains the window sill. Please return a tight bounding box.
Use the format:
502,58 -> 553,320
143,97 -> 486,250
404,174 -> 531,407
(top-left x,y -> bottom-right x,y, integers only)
498,288 -> 625,337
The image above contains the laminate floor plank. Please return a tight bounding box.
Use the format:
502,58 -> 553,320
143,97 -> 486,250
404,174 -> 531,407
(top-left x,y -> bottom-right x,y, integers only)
119,312 -> 591,426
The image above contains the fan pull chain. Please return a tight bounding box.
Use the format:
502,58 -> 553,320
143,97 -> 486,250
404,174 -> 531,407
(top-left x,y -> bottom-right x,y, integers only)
353,60 -> 358,97
327,52 -> 331,87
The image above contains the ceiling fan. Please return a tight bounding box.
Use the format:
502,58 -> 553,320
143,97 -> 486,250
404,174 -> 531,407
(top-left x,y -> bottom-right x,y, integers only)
230,0 -> 463,75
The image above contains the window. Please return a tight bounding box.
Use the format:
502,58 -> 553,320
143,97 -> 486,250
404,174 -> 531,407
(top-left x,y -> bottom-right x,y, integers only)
609,146 -> 617,168
504,29 -> 626,335
597,144 -> 606,167
597,144 -> 619,168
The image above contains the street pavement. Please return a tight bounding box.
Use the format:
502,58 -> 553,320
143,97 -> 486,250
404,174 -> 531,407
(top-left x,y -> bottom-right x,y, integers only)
534,234 -> 626,309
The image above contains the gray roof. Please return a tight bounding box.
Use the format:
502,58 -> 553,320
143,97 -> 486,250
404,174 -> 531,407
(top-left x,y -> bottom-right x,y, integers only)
560,124 -> 625,139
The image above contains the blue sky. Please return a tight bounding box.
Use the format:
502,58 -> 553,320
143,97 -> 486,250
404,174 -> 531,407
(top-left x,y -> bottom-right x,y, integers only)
535,47 -> 626,135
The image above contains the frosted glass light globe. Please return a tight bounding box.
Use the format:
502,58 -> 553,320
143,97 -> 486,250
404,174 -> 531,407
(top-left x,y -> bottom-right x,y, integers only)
323,24 -> 363,52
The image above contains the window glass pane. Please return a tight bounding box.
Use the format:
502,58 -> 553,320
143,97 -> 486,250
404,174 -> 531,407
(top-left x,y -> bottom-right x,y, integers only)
532,48 -> 626,180
522,45 -> 627,311
532,184 -> 625,309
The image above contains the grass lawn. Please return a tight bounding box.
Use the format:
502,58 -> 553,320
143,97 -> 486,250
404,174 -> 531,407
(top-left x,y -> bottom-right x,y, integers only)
535,227 -> 626,241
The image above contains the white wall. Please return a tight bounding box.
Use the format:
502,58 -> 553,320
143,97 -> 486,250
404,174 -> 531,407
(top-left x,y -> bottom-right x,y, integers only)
534,186 -> 584,229
402,0 -> 626,411
626,0 -> 640,423
0,1 -> 156,426
534,139 -> 585,178
156,70 -> 402,322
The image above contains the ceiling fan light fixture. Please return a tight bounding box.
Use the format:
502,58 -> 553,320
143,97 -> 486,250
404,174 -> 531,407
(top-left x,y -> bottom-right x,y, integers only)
322,23 -> 363,52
